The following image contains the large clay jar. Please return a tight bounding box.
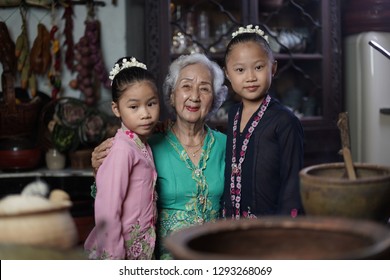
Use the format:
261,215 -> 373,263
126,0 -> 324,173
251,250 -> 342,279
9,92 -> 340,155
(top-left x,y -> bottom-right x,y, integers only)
165,217 -> 390,260
299,162 -> 390,222
0,189 -> 78,249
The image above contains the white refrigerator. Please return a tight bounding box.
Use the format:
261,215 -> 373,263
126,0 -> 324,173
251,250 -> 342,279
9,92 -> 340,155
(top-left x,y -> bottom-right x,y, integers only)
344,32 -> 390,166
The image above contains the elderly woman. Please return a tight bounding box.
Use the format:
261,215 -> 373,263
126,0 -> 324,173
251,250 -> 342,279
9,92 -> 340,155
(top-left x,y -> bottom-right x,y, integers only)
91,53 -> 228,259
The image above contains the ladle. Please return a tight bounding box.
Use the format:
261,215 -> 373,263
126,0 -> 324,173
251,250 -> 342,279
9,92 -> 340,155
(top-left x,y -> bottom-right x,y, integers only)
337,112 -> 357,180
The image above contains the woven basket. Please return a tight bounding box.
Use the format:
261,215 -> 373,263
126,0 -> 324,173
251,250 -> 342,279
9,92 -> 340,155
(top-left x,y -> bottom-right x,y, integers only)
0,72 -> 42,138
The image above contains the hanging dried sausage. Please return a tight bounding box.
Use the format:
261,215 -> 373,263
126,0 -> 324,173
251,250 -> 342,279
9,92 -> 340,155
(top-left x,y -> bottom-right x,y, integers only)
0,21 -> 16,74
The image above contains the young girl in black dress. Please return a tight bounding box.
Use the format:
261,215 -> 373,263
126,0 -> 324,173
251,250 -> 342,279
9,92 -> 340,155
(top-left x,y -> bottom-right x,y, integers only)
221,25 -> 305,219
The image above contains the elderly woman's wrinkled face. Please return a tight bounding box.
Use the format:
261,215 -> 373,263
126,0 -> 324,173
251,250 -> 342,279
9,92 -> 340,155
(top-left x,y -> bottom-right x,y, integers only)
170,63 -> 214,124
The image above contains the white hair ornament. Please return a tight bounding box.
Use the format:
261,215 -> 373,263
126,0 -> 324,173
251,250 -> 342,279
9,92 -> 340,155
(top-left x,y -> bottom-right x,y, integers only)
109,57 -> 147,82
232,24 -> 269,43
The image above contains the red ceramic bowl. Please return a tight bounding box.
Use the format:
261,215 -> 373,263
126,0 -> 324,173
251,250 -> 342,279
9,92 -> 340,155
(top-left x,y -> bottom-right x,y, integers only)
0,148 -> 42,171
0,137 -> 42,171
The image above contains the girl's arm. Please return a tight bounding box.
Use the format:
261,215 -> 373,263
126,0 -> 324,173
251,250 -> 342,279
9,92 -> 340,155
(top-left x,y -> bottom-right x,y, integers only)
94,145 -> 131,259
278,117 -> 305,216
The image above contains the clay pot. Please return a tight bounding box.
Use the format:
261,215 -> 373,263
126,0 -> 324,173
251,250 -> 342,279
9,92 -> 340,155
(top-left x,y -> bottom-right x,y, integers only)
165,217 -> 390,260
0,244 -> 86,260
0,189 -> 78,249
300,163 -> 390,222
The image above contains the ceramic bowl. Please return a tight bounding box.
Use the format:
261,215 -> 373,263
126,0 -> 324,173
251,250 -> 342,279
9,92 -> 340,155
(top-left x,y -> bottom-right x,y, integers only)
0,148 -> 42,171
0,137 -> 42,170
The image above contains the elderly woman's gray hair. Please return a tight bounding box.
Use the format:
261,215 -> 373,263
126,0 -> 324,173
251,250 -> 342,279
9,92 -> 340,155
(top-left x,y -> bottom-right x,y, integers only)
162,53 -> 228,120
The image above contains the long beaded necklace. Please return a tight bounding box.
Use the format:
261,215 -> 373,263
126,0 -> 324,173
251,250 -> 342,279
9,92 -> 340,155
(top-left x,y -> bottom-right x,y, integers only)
230,95 -> 271,219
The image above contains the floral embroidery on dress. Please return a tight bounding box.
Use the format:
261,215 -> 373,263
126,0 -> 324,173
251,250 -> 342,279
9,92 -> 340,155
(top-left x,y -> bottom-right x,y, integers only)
125,224 -> 156,260
87,248 -> 113,260
86,224 -> 156,260
166,126 -> 216,222
157,126 -> 219,259
124,128 -> 154,163
158,207 -> 219,260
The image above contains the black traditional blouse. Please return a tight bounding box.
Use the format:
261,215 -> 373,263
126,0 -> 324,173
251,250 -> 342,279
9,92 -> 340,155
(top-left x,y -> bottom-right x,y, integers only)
221,97 -> 305,218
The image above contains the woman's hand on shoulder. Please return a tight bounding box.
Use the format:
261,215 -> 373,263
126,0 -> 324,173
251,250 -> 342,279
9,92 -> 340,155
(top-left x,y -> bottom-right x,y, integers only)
91,137 -> 114,175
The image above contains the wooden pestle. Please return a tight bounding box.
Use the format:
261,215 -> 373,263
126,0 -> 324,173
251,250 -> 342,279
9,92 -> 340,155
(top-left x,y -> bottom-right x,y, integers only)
337,112 -> 357,180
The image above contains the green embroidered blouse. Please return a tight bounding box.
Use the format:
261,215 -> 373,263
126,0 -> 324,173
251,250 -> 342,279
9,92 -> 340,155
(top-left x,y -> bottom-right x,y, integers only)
149,126 -> 226,259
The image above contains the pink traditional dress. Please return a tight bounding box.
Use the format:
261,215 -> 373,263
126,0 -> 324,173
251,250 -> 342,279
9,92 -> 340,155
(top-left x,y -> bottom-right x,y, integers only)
84,128 -> 157,260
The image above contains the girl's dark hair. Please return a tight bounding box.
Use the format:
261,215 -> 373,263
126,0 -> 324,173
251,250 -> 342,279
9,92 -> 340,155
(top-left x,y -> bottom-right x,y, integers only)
224,32 -> 274,66
110,56 -> 157,103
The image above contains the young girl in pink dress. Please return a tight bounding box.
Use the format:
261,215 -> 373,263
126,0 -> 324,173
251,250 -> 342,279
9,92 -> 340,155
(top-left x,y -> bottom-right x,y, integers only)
84,57 -> 160,259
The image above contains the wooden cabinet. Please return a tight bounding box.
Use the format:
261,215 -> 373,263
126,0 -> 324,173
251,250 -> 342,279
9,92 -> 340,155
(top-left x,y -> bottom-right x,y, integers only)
144,0 -> 343,166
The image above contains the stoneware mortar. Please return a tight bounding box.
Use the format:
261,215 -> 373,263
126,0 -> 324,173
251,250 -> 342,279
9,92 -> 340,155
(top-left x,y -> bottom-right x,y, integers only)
299,162 -> 390,222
